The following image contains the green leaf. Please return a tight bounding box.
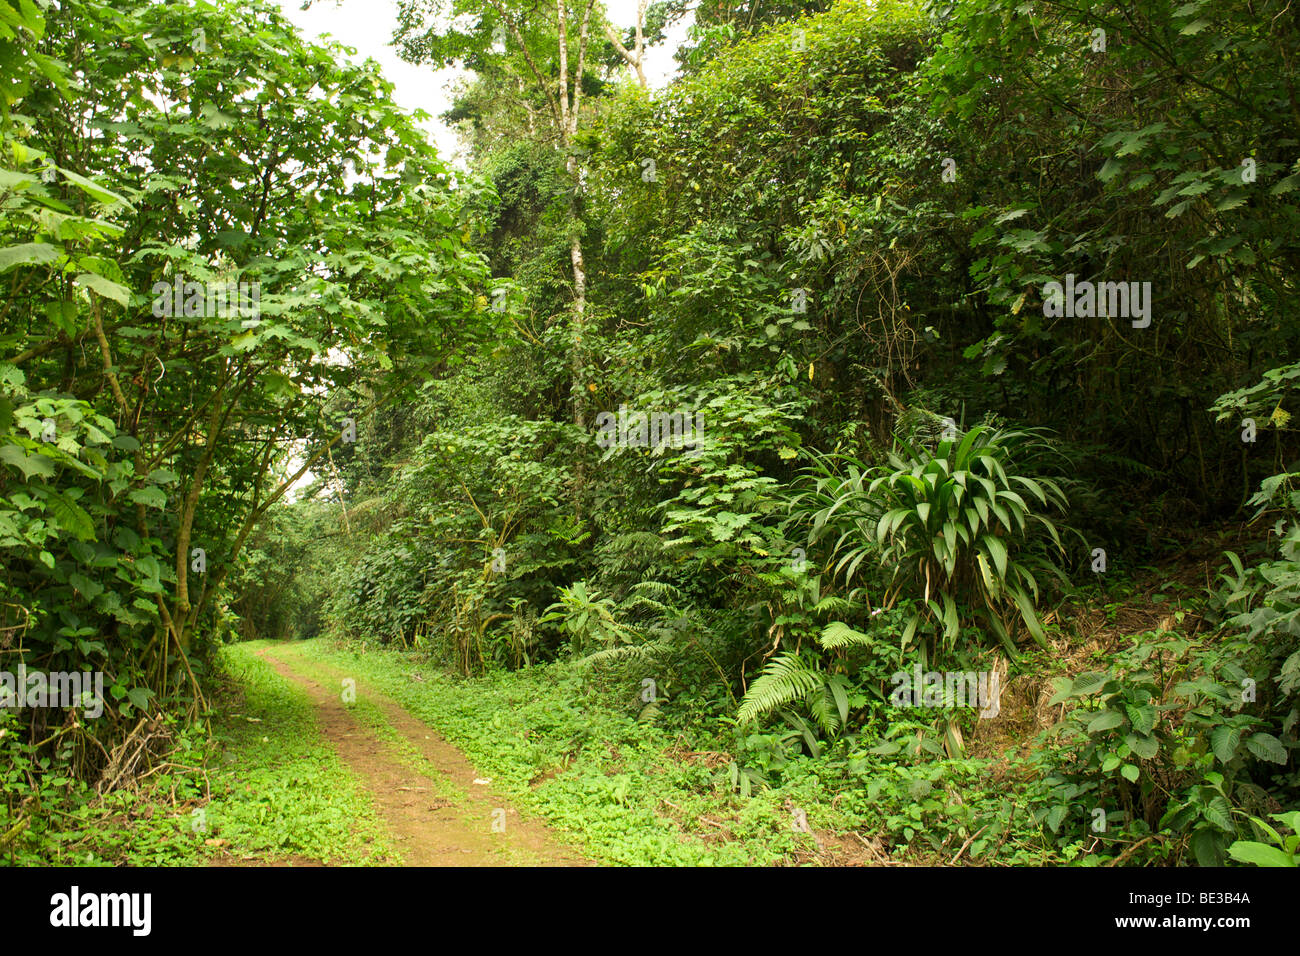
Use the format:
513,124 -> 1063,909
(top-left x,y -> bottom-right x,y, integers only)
818,621 -> 872,649
1244,732 -> 1287,765
76,272 -> 131,307
980,533 -> 1008,579
1125,702 -> 1156,735
56,167 -> 128,205
1227,841 -> 1295,868
1191,828 -> 1226,866
126,687 -> 153,711
0,443 -> 56,479
1069,671 -> 1109,697
68,572 -> 104,601
1202,796 -> 1235,832
1126,733 -> 1159,760
42,490 -> 95,541
0,241 -> 61,273
1210,724 -> 1242,764
127,486 -> 167,509
1087,709 -> 1124,733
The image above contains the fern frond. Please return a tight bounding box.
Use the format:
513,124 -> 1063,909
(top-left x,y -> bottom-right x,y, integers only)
578,638 -> 671,666
808,684 -> 841,735
619,595 -> 672,616
628,580 -> 683,601
818,620 -> 874,649
737,653 -> 825,724
808,595 -> 856,617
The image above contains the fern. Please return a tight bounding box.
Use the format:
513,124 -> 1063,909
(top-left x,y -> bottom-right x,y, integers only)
807,674 -> 850,735
817,620 -> 874,650
737,652 -> 825,724
897,406 -> 958,446
579,640 -> 666,665
737,620 -> 878,730
809,595 -> 855,616
595,531 -> 669,577
619,580 -> 683,617
628,579 -> 682,600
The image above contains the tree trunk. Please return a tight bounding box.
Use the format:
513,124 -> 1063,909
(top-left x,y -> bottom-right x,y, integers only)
568,158 -> 587,431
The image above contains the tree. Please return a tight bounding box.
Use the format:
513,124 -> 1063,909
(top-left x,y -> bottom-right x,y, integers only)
393,0 -> 663,432
2,0 -> 492,728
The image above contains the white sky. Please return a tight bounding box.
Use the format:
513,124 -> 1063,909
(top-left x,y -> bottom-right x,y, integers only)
275,0 -> 693,165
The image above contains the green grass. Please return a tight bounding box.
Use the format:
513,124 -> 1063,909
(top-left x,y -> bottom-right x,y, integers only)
274,646 -> 543,865
2,641 -> 396,866
189,641 -> 396,865
292,637 -> 856,865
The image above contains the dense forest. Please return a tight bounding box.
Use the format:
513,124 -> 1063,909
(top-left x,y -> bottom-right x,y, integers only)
1,0 -> 1298,872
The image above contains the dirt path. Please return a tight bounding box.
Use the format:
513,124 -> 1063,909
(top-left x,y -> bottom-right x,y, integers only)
255,645 -> 587,867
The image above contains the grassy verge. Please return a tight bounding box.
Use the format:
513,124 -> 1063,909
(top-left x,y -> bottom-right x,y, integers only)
2,641 -> 395,866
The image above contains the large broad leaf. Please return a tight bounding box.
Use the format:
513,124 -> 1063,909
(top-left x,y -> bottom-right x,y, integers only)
127,486 -> 167,509
1210,724 -> 1242,764
1191,828 -> 1227,866
68,572 -> 104,601
40,489 -> 96,541
126,686 -> 153,711
1087,709 -> 1124,733
0,241 -> 60,273
1068,671 -> 1109,697
1125,733 -> 1160,759
76,272 -> 131,307
1244,732 -> 1287,765
1125,702 -> 1157,735
57,167 -> 129,206
1227,841 -> 1294,867
0,169 -> 38,190
0,442 -> 56,479
1202,796 -> 1235,833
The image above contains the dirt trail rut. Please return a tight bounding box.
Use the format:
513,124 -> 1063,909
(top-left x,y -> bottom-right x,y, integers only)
256,645 -> 587,867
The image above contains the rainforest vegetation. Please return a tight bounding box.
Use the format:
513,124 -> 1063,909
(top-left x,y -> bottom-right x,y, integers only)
1,0 -> 1298,868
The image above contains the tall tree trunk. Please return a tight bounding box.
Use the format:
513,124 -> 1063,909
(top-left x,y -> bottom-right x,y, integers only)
603,0 -> 649,89
561,0 -> 595,436
567,157 -> 587,431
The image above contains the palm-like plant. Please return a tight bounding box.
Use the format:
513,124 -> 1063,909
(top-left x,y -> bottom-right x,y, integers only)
539,581 -> 640,658
869,425 -> 1071,656
784,452 -> 884,599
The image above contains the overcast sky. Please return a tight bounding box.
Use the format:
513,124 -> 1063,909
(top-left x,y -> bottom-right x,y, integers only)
275,0 -> 693,165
